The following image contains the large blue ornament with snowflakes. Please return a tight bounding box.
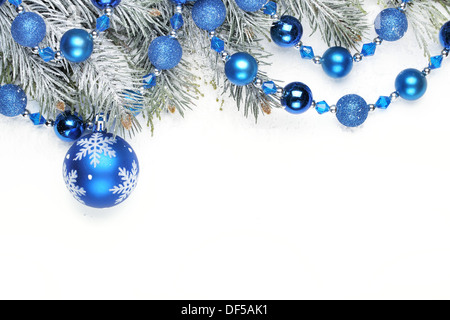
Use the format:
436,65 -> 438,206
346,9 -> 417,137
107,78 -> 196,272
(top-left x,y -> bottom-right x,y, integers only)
11,12 -> 47,48
63,130 -> 139,208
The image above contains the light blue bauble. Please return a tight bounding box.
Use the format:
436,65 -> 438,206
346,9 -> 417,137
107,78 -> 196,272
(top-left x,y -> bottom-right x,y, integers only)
336,94 -> 369,127
395,68 -> 427,101
91,0 -> 121,9
322,46 -> 353,79
192,0 -> 226,31
0,84 -> 27,117
60,29 -> 94,63
224,52 -> 258,86
234,0 -> 267,12
11,12 -> 46,48
374,8 -> 408,42
148,36 -> 183,70
63,130 -> 139,208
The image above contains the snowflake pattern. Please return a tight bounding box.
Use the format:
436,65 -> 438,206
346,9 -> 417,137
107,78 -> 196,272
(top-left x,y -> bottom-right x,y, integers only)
109,161 -> 139,205
74,132 -> 117,168
63,163 -> 86,204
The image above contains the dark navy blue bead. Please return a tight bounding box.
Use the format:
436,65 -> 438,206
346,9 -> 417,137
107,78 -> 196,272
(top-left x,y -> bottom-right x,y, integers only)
336,94 -> 369,127
270,15 -> 303,47
90,0 -> 121,9
235,0 -> 267,12
0,0 -> 6,6
11,12 -> 47,48
0,84 -> 27,117
395,68 -> 427,101
60,29 -> 94,63
440,21 -> 450,49
54,111 -> 85,142
148,36 -> 183,70
192,0 -> 226,31
225,52 -> 258,86
321,46 -> 353,79
281,82 -> 313,114
374,8 -> 408,41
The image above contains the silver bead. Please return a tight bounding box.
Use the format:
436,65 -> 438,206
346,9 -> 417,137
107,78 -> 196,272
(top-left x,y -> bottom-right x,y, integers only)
398,2 -> 407,11
31,47 -> 39,55
313,56 -> 322,64
176,5 -> 183,13
294,41 -> 303,50
86,121 -> 94,131
330,105 -> 337,114
154,69 -> 162,76
442,49 -> 449,58
422,67 -> 431,76
90,30 -> 99,39
104,7 -> 113,17
271,14 -> 279,20
373,37 -> 383,45
54,50 -> 63,61
169,30 -> 178,38
353,53 -> 363,62
221,51 -> 230,62
22,109 -> 30,118
45,119 -> 54,127
389,91 -> 400,101
276,87 -> 284,98
311,100 -> 316,108
16,5 -> 24,14
209,31 -> 215,39
369,104 -> 376,112
254,78 -> 263,87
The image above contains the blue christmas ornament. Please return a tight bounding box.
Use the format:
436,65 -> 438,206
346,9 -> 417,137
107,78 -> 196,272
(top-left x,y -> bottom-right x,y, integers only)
395,68 -> 427,101
374,8 -> 408,41
336,94 -> 369,127
11,12 -> 46,48
54,111 -> 85,142
91,0 -> 121,9
234,0 -> 267,12
224,52 -> 258,86
270,15 -> 303,48
63,130 -> 139,208
0,84 -> 27,117
439,21 -> 450,49
192,0 -> 226,31
148,36 -> 183,70
281,82 -> 313,114
60,29 -> 94,63
322,46 -> 353,79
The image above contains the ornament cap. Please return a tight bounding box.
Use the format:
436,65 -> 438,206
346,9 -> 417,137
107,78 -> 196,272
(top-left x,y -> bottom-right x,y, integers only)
94,114 -> 107,133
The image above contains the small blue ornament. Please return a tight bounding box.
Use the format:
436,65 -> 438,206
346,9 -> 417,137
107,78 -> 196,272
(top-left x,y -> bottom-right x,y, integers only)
270,15 -> 303,48
91,0 -> 121,9
192,0 -> 226,31
234,0 -> 267,12
224,52 -> 258,86
63,130 -> 139,208
395,68 -> 427,101
321,46 -> 353,79
54,111 -> 85,142
0,84 -> 27,117
336,94 -> 369,127
439,21 -> 450,49
281,82 -> 313,114
11,12 -> 46,48
148,36 -> 183,70
374,8 -> 408,42
60,29 -> 94,63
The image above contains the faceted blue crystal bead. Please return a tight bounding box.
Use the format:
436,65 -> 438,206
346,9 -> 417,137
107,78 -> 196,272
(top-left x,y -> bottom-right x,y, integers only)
315,101 -> 330,114
8,0 -> 22,6
29,113 -> 46,125
300,46 -> 314,59
263,1 -> 277,16
143,73 -> 157,89
96,15 -> 110,32
170,13 -> 184,30
375,96 -> 391,109
429,55 -> 443,69
361,42 -> 376,56
38,47 -> 55,62
262,81 -> 277,95
211,36 -> 225,53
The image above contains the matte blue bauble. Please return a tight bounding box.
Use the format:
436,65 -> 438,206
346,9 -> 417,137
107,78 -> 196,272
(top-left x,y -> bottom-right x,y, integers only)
11,12 -> 46,48
0,84 -> 27,117
148,36 -> 183,70
235,0 -> 267,12
270,15 -> 303,48
374,8 -> 408,41
91,0 -> 121,9
395,68 -> 427,101
54,111 -> 85,142
322,46 -> 353,79
439,21 -> 450,49
224,52 -> 258,86
63,131 -> 139,208
336,94 -> 369,127
60,29 -> 94,63
192,0 -> 226,31
281,82 -> 313,114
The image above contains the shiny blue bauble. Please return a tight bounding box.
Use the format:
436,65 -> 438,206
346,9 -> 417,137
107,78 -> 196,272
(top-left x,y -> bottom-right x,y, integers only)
91,0 -> 121,9
235,0 -> 267,12
60,29 -> 94,63
148,36 -> 183,70
11,12 -> 46,48
281,82 -> 313,114
270,15 -> 303,48
63,130 -> 139,208
0,84 -> 27,117
395,68 -> 427,101
322,46 -> 353,79
336,94 -> 369,127
439,21 -> 450,49
224,52 -> 258,86
192,0 -> 226,31
374,8 -> 408,42
54,111 -> 85,142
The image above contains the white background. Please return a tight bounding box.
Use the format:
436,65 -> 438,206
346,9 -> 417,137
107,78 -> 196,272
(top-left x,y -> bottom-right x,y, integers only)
1,2 -> 450,300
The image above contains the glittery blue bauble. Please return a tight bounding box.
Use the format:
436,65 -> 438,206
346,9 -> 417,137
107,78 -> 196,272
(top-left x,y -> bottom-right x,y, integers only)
224,52 -> 258,86
336,94 -> 369,127
395,68 -> 427,101
192,0 -> 226,31
91,0 -> 121,9
60,29 -> 94,63
375,8 -> 408,42
148,36 -> 183,70
235,0 -> 267,12
270,15 -> 303,48
63,131 -> 139,208
322,46 -> 353,79
11,12 -> 46,48
281,82 -> 313,114
0,84 -> 27,117
439,21 -> 450,49
54,111 -> 85,142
